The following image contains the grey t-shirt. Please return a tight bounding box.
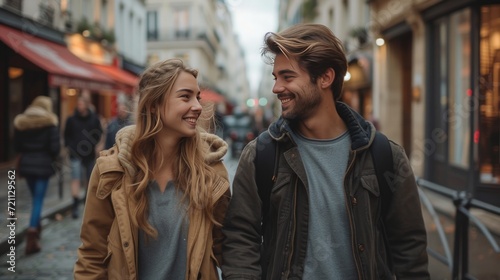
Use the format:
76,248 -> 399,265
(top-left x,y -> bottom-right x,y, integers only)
291,130 -> 358,279
138,180 -> 189,280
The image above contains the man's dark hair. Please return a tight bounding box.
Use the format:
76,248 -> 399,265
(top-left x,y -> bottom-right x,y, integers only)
262,23 -> 348,101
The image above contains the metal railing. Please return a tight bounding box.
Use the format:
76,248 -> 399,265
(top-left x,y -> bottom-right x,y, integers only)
416,177 -> 500,280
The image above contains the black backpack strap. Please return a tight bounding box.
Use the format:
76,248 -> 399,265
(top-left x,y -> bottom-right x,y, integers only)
370,131 -> 394,218
254,131 -> 276,231
371,131 -> 396,271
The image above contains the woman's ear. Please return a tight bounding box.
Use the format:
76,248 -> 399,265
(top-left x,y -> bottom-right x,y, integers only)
318,68 -> 335,89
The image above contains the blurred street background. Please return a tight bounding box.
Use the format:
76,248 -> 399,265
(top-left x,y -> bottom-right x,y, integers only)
1,0 -> 500,279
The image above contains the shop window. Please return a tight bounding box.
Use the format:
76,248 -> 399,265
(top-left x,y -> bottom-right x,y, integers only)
448,9 -> 471,169
479,5 -> 500,184
174,7 -> 190,38
433,18 -> 448,162
100,0 -> 108,28
4,0 -> 22,12
38,2 -> 55,27
147,11 -> 158,40
8,67 -> 23,159
430,8 -> 471,169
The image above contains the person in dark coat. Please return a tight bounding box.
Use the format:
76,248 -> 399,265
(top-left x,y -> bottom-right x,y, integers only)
14,95 -> 61,255
64,96 -> 103,218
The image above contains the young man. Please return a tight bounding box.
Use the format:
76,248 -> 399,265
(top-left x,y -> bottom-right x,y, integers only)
221,23 -> 429,279
64,96 -> 103,218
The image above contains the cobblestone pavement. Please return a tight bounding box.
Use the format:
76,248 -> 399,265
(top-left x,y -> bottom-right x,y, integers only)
0,212 -> 82,280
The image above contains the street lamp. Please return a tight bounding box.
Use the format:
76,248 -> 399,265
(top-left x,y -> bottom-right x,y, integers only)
376,37 -> 385,46
344,71 -> 351,81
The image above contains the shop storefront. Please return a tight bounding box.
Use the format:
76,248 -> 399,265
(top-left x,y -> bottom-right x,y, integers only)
0,23 -> 116,165
65,33 -> 139,120
90,63 -> 139,118
0,24 -> 138,166
423,0 -> 500,206
342,51 -> 374,121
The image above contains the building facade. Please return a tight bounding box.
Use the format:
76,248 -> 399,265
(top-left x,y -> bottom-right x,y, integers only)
370,0 -> 500,206
271,0 -> 500,206
63,0 -> 145,122
145,0 -> 250,108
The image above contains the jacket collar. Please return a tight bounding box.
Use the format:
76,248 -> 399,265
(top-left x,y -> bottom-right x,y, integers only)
113,125 -> 228,177
267,102 -> 375,152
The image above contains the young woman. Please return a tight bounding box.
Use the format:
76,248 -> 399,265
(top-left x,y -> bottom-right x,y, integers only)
14,95 -> 61,254
74,59 -> 230,279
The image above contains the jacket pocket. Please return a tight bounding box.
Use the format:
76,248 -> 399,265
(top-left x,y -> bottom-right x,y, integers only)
360,174 -> 380,197
106,224 -> 129,279
270,173 -> 291,226
271,171 -> 291,194
107,219 -> 121,249
376,222 -> 394,279
357,174 -> 381,222
96,171 -> 123,199
102,247 -> 112,266
106,245 -> 129,279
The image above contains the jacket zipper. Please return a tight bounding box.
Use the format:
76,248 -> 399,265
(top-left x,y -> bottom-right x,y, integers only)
343,150 -> 363,280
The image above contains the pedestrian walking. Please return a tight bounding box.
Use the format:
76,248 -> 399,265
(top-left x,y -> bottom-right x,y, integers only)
221,23 -> 430,279
104,101 -> 132,149
74,58 -> 231,279
64,96 -> 103,218
13,95 -> 61,255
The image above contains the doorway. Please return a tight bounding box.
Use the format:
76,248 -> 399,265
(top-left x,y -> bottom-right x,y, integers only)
389,31 -> 413,155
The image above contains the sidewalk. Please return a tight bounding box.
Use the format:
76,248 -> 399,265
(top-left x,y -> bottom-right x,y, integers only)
0,165 -> 80,255
0,208 -> 82,279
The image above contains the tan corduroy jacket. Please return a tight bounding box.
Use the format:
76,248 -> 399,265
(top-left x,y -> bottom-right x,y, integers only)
74,125 -> 230,280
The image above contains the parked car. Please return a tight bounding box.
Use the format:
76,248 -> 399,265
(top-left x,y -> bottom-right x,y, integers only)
223,112 -> 256,159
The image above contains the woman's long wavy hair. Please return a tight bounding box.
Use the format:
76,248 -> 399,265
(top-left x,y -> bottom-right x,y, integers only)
130,59 -> 218,238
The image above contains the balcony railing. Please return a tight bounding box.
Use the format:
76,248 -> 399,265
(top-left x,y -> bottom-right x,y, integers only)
148,28 -> 218,55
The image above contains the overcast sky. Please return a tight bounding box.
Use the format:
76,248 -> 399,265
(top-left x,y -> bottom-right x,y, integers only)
228,0 -> 278,95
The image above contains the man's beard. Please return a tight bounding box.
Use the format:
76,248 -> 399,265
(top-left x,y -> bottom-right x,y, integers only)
282,84 -> 322,121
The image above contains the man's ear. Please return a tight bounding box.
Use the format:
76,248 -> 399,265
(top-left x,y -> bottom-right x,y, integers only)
318,68 -> 335,89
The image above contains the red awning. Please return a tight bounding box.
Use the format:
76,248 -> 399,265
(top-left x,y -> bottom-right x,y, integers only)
200,89 -> 226,104
0,24 -> 114,91
92,64 -> 139,94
